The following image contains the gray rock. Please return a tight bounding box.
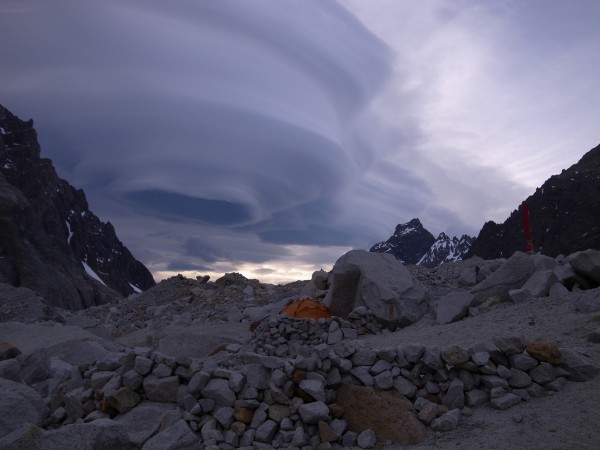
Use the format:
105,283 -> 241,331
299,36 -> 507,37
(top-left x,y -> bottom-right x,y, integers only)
430,408 -> 461,431
569,249 -> 600,283
509,354 -> 538,371
521,270 -> 558,297
342,430 -> 358,447
493,336 -> 526,355
470,252 -> 556,305
298,401 -> 330,424
135,356 -> 154,375
255,419 -> 278,443
465,389 -> 488,407
471,351 -> 490,366
201,378 -> 237,407
357,428 -> 377,448
370,360 -> 392,375
436,292 -> 473,324
327,327 -> 343,345
333,341 -> 357,358
508,288 -> 532,304
490,387 -> 506,399
508,368 -> 532,388
490,393 -> 521,410
246,364 -> 271,390
0,378 -> 46,438
559,348 -> 600,381
549,282 -> 569,297
458,267 -> 477,286
115,401 -> 178,447
374,371 -> 394,390
20,349 -> 50,385
0,359 -> 21,382
480,375 -> 509,389
122,369 -> 143,390
545,377 -> 568,392
423,347 -> 444,370
323,250 -> 428,326
393,376 -> 417,398
352,348 -> 377,366
529,362 -> 556,384
401,344 -> 425,363
142,419 -> 199,450
299,379 -> 325,402
212,406 -> 235,428
497,365 -> 512,379
441,345 -> 469,366
442,378 -> 464,410
351,367 -> 374,386
188,371 -> 210,395
143,375 -> 180,403
291,425 -> 309,447
0,419 -> 136,450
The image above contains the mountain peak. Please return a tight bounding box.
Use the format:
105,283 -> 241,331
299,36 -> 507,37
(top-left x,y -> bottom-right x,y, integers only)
371,219 -> 474,267
0,104 -> 155,309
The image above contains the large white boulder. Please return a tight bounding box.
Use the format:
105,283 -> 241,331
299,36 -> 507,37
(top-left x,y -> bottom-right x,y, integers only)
470,252 -> 557,306
323,250 -> 428,327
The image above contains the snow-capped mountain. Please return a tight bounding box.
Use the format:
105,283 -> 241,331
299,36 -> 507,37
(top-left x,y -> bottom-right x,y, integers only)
370,219 -> 474,267
0,104 -> 155,309
417,233 -> 476,268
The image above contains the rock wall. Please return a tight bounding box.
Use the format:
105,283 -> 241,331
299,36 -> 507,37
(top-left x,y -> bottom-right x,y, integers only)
1,314 -> 597,449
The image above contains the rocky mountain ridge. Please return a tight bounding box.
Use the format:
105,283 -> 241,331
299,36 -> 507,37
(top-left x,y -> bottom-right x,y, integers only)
467,143 -> 600,259
0,104 -> 155,310
370,218 -> 474,267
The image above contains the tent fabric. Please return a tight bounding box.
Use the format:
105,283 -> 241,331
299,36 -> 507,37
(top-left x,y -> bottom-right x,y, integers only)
280,298 -> 333,319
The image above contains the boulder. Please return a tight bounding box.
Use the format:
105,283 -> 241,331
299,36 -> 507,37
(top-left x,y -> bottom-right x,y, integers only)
568,249 -> 600,284
141,419 -> 199,450
525,342 -> 562,364
143,375 -> 180,403
435,292 -> 473,324
559,348 -> 600,381
0,378 -> 46,438
335,384 -> 427,445
520,270 -> 558,297
114,401 -> 179,447
470,252 -> 557,305
297,401 -> 330,424
0,419 -> 136,450
323,250 -> 428,326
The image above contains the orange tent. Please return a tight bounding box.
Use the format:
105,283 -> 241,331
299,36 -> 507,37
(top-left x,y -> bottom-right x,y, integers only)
280,298 -> 333,319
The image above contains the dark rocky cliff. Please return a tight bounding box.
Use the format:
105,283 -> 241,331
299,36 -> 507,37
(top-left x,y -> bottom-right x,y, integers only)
0,104 -> 155,309
467,143 -> 600,259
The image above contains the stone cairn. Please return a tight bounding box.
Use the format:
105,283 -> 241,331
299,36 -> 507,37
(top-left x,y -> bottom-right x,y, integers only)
6,307 -> 596,449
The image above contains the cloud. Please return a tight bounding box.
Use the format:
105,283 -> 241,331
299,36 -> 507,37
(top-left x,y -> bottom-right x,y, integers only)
165,260 -> 214,272
2,0 -> 599,283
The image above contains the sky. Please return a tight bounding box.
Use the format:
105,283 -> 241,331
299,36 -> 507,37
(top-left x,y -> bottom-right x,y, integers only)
1,0 -> 599,284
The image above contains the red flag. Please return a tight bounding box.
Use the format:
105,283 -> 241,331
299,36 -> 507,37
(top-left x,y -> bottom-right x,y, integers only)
522,201 -> 533,253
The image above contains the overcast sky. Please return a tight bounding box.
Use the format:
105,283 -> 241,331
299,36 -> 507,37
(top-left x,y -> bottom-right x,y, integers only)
2,0 -> 599,283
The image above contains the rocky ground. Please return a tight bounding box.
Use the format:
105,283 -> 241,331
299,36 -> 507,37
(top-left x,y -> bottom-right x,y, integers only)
0,253 -> 599,449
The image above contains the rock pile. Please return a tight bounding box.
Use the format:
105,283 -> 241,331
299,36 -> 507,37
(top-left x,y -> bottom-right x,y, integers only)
1,311 -> 598,449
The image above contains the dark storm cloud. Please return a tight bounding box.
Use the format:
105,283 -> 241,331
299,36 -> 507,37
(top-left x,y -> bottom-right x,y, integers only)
0,0 -> 403,258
